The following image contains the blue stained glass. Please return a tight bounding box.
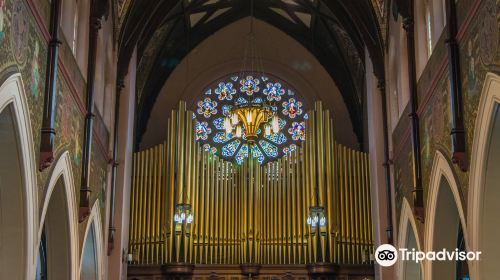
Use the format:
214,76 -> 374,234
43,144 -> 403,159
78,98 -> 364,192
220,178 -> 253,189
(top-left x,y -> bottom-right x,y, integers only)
235,144 -> 250,164
215,82 -> 236,101
282,98 -> 303,118
283,144 -> 297,154
251,145 -> 265,164
263,82 -> 285,101
213,118 -> 225,130
252,97 -> 263,104
259,140 -> 278,157
195,121 -> 212,140
222,140 -> 240,157
278,118 -> 287,129
194,73 -> 307,164
213,132 -> 234,143
236,156 -> 244,165
222,105 -> 232,116
235,97 -> 248,105
265,133 -> 287,145
288,121 -> 306,141
240,76 -> 260,95
197,97 -> 218,118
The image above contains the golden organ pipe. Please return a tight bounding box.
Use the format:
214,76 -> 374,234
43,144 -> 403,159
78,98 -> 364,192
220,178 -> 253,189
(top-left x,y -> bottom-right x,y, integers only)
215,159 -> 220,263
367,157 -> 374,254
145,148 -> 151,264
135,151 -> 142,263
148,147 -> 154,264
349,148 -> 355,264
363,153 -> 370,258
140,149 -> 147,264
325,112 -> 333,263
136,151 -> 141,264
222,161 -> 228,263
150,146 -> 157,264
355,151 -> 360,262
209,157 -> 215,264
339,145 -> 346,263
167,114 -> 176,263
129,153 -> 136,263
128,100 -> 378,268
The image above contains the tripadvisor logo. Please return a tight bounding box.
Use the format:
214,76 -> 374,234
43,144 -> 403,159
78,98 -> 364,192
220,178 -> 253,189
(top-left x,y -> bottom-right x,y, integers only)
375,244 -> 398,267
374,244 -> 482,267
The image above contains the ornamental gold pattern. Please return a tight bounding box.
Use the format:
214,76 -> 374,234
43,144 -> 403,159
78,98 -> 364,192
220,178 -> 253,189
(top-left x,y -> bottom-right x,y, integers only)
128,101 -> 374,266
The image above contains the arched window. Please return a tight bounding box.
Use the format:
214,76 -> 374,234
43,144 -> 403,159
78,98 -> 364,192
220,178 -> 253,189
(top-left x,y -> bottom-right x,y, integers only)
60,0 -> 90,74
80,223 -> 98,280
71,6 -> 79,53
387,15 -> 410,131
61,0 -> 78,54
404,221 -> 422,280
425,4 -> 433,57
193,73 -> 307,164
35,230 -> 48,280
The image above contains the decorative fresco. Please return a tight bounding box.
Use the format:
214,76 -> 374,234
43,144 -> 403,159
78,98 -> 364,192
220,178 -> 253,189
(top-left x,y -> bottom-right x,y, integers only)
420,77 -> 452,203
0,0 -> 108,223
392,0 -> 500,227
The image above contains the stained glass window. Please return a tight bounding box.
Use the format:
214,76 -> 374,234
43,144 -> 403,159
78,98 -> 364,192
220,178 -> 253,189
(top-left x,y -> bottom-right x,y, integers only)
194,73 -> 307,164
195,121 -> 212,140
263,82 -> 285,101
197,97 -> 218,118
222,140 -> 241,157
240,76 -> 260,95
282,98 -> 303,118
259,140 -> 279,157
215,82 -> 236,101
288,121 -> 306,141
265,132 -> 287,145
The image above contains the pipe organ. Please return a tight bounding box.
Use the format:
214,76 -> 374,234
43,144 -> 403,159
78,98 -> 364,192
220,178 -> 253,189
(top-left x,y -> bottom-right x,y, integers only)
128,101 -> 374,277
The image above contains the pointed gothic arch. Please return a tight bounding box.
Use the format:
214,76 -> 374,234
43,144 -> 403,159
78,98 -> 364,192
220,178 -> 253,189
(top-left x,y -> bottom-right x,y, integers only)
80,200 -> 105,280
0,72 -> 37,279
424,150 -> 468,279
396,198 -> 423,280
38,151 -> 79,280
468,72 -> 500,279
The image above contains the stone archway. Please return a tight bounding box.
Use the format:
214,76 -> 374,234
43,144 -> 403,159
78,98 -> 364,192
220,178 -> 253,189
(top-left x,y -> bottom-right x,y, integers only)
397,198 -> 423,280
38,152 -> 79,280
468,72 -> 500,279
424,151 -> 468,280
0,73 -> 37,279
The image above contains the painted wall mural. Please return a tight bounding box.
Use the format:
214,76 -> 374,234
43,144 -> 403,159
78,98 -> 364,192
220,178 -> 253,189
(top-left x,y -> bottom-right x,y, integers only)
392,0 -> 500,233
0,0 -> 109,231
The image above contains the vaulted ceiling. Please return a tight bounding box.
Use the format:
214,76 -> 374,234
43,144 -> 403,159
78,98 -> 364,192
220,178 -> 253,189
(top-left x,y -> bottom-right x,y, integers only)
117,0 -> 385,148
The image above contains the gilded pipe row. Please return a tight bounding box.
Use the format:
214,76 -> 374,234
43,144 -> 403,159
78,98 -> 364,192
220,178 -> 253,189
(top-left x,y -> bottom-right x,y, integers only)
128,101 -> 373,266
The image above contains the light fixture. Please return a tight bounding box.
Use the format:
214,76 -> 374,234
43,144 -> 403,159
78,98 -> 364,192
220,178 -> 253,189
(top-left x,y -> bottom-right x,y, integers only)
174,203 -> 193,225
224,102 -> 275,145
306,206 -> 326,228
220,0 -> 282,146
